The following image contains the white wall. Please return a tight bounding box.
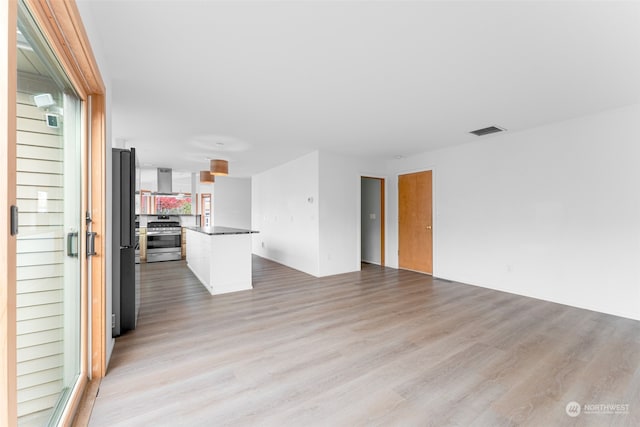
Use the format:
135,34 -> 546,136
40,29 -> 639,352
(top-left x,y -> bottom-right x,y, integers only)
252,152 -> 320,276
386,104 -> 640,320
213,176 -> 252,229
361,177 -> 382,264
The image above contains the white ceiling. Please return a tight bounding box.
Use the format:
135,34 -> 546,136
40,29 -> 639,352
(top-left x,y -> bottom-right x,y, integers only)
77,0 -> 640,177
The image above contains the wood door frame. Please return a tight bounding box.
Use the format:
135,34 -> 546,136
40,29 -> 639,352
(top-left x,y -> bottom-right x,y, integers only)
1,1 -> 18,424
397,168 -> 434,275
361,176 -> 386,267
3,0 -> 107,424
24,0 -> 109,381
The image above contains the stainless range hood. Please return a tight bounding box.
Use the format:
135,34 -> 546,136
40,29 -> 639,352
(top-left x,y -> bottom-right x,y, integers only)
157,168 -> 172,193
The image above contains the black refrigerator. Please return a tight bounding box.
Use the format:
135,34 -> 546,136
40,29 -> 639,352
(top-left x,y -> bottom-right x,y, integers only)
112,147 -> 138,336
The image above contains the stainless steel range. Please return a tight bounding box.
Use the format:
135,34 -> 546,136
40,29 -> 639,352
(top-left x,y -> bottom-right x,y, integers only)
146,215 -> 182,262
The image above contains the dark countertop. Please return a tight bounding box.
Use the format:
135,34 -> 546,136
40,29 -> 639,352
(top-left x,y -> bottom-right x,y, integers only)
185,226 -> 259,236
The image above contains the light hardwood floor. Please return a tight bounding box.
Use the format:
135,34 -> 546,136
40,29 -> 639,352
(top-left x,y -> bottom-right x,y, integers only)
87,256 -> 640,426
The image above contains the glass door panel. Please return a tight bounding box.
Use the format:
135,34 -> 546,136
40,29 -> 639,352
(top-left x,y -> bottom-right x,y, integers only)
16,3 -> 82,425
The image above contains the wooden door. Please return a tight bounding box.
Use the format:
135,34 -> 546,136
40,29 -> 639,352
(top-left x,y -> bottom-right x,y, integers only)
398,171 -> 433,274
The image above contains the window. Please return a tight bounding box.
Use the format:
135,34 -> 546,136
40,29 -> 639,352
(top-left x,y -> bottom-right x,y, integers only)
155,194 -> 192,215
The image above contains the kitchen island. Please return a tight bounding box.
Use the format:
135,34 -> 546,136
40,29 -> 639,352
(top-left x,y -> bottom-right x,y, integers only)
185,226 -> 258,295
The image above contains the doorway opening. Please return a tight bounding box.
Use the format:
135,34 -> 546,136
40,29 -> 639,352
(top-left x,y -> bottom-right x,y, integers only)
361,177 -> 385,266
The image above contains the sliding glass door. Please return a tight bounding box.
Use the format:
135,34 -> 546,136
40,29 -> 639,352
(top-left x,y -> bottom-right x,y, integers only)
16,3 -> 83,425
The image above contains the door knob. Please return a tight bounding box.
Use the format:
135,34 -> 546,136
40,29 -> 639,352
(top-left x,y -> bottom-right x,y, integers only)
426,225 -> 432,230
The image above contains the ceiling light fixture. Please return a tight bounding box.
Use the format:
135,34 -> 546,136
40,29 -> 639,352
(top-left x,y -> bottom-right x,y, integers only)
200,170 -> 215,183
210,159 -> 229,176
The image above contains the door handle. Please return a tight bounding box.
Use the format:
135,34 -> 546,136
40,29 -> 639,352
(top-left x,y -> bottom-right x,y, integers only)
67,231 -> 79,257
87,231 -> 97,256
426,225 -> 432,230
10,205 -> 18,235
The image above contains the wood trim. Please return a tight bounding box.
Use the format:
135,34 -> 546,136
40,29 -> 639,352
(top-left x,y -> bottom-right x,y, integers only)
90,94 -> 106,379
1,1 -> 18,425
72,378 -> 100,426
46,0 -> 104,94
23,0 -> 104,97
80,94 -> 89,393
22,0 -> 85,99
60,375 -> 87,427
140,190 -> 152,214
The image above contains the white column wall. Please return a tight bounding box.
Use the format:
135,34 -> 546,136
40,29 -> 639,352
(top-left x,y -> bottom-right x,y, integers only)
317,151 -> 383,276
252,151 -> 321,276
212,176 -> 251,229
252,150 -> 387,278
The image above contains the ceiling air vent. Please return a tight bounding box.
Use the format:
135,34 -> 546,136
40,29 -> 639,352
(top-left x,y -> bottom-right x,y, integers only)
469,125 -> 506,136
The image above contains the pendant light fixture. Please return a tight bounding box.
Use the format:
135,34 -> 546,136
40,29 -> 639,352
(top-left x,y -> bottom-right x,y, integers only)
200,170 -> 215,183
209,159 -> 229,176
